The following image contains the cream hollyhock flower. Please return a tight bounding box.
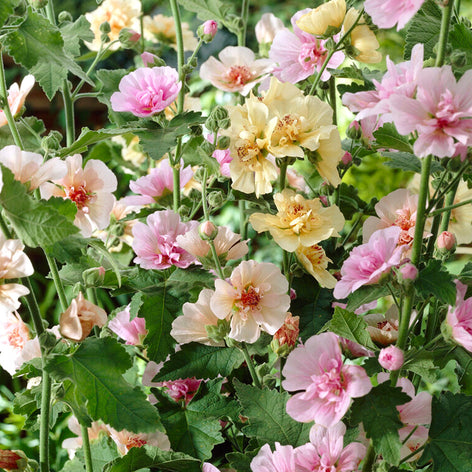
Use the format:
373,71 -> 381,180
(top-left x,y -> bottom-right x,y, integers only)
223,96 -> 278,197
107,426 -> 170,455
296,0 -> 346,36
343,8 -> 381,64
448,180 -> 472,245
112,135 -> 147,167
249,189 -> 345,252
314,129 -> 344,187
142,14 -> 198,51
85,0 -> 141,51
0,75 -> 35,127
210,260 -> 290,343
296,244 -> 337,288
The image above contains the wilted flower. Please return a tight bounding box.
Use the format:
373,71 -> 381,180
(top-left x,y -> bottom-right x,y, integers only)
111,67 -> 182,118
210,260 -> 290,343
364,305 -> 400,346
271,313 -> 299,356
282,332 -> 372,426
0,75 -> 35,127
108,305 -> 147,345
40,154 -> 117,238
0,449 -> 28,472
365,0 -> 425,31
296,0 -> 346,36
59,292 -> 108,342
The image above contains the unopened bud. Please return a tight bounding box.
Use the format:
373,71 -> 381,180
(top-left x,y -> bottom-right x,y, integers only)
207,190 -> 225,208
99,21 -> 111,34
216,135 -> 230,150
199,221 -> 218,241
198,20 -> 218,42
341,151 -> 352,166
119,28 -> 141,48
141,52 -> 165,67
41,131 -> 63,152
255,13 -> 284,44
0,449 -> 28,471
398,263 -> 418,282
378,346 -> 404,371
82,266 -> 106,287
347,121 -> 362,140
58,11 -> 73,23
28,0 -> 48,8
437,231 -> 456,251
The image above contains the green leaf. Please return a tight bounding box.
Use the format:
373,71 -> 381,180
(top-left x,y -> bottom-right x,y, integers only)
226,450 -> 259,472
0,116 -> 45,152
96,69 -> 129,108
345,285 -> 390,312
404,0 -> 442,61
114,267 -> 170,295
104,447 -> 202,472
419,392 -> 472,471
234,379 -> 311,447
458,262 -> 472,285
351,383 -> 410,466
154,343 -> 244,381
45,337 -> 162,434
141,291 -> 180,364
60,15 -> 94,57
0,0 -> 19,28
328,307 -> 378,351
449,23 -> 472,77
184,144 -> 220,175
64,436 -> 119,472
177,0 -> 231,27
2,9 -> 93,99
415,259 -> 456,305
373,124 -> 413,153
0,166 -> 79,247
382,152 -> 443,174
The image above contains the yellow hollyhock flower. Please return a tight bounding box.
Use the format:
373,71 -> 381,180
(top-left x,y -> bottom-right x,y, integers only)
249,189 -> 345,252
296,244 -> 337,288
313,128 -> 344,187
296,0 -> 346,36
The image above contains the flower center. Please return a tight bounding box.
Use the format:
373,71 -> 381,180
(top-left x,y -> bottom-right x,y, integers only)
67,185 -> 95,211
7,327 -> 27,350
435,89 -> 460,129
273,114 -> 302,146
394,208 -> 415,245
239,285 -> 261,308
125,436 -> 147,450
226,66 -> 253,86
298,41 -> 326,71
136,88 -> 164,111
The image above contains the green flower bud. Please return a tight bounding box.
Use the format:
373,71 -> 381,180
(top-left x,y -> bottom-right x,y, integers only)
216,135 -> 230,150
205,319 -> 230,344
28,0 -> 49,8
99,21 -> 111,34
41,131 -> 63,152
57,11 -> 73,23
82,266 -> 106,287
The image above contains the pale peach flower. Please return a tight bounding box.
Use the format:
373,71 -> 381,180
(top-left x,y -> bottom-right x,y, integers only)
200,46 -> 274,96
85,0 -> 141,51
107,426 -> 171,455
255,13 -> 285,44
273,313 -> 299,348
0,75 -> 34,127
142,14 -> 198,51
176,225 -> 248,261
40,154 -> 117,237
62,416 -> 109,459
171,289 -> 228,347
0,145 -> 66,190
59,292 -> 107,342
343,8 -> 382,64
296,0 -> 346,36
249,189 -> 345,252
112,135 -> 147,167
364,305 -> 399,346
210,260 -> 290,343
295,244 -> 337,288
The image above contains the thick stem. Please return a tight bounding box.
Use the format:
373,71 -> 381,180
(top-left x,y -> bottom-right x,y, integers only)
239,200 -> 248,260
361,441 -> 376,472
435,0 -> 455,67
39,370 -> 51,472
241,342 -> 262,389
45,250 -> 68,311
437,181 -> 460,232
62,82 -> 75,147
237,0 -> 250,47
81,423 -> 94,472
278,159 -> 288,191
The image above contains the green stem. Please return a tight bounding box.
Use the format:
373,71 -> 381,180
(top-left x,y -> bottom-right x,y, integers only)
435,0 -> 455,67
39,370 -> 51,472
239,200 -> 248,259
81,423 -> 94,472
62,81 -> 75,147
328,76 -> 337,125
340,212 -> 363,246
278,159 -> 288,191
45,250 -> 68,311
361,441 -> 376,472
241,342 -> 262,388
437,181 -> 460,232
209,240 -> 225,279
172,159 -> 181,213
399,443 -> 426,465
237,0 -> 250,46
431,195 -> 472,218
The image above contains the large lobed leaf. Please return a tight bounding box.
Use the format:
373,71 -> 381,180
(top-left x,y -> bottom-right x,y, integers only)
415,259 -> 456,306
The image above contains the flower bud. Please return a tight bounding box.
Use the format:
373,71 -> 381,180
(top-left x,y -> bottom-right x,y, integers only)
82,266 -> 106,287
99,21 -> 111,34
205,319 -> 230,344
28,0 -> 48,8
270,314 -> 299,357
255,13 -> 284,44
216,135 -> 230,150
207,190 -> 225,208
0,449 -> 28,471
199,221 -> 218,241
58,11 -> 73,23
198,20 -> 218,42
378,346 -> 404,371
347,121 -> 362,140
437,231 -> 456,251
141,52 -> 166,67
398,263 -> 418,282
341,151 -> 352,166
41,130 -> 62,152
119,28 -> 141,48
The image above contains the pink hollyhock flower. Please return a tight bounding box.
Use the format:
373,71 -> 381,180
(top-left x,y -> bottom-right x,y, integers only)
203,464 -> 221,472
282,332 -> 372,426
62,416 -> 109,459
391,67 -> 472,158
199,46 -> 274,95
399,262 -> 418,281
0,312 -> 41,375
0,145 -> 66,190
40,154 -> 117,237
202,20 -> 218,38
108,305 -> 147,345
210,260 -> 290,343
255,13 -> 285,44
107,426 -> 170,455
111,66 -> 181,117
339,337 -> 374,358
206,134 -> 232,177
365,0 -> 425,31
269,9 -> 344,84
131,210 -> 197,270
334,226 -> 406,300
250,442 -> 297,472
445,280 -> 472,352
0,75 -> 34,127
125,158 -> 193,205
437,231 -> 456,251
162,377 -> 202,404
378,345 -> 404,370
294,422 -> 366,472
343,44 -> 424,124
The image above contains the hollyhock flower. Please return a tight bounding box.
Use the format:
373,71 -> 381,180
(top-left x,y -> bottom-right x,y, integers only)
295,422 -> 365,472
203,464 -> 222,472
126,158 -> 193,205
0,75 -> 35,127
213,148 -> 232,177
270,10 -> 345,84
85,0 -> 141,51
296,0 -> 346,36
339,337 -> 375,358
343,44 -> 424,123
171,289 -> 229,347
437,231 -> 456,251
399,262 -> 418,281
364,305 -> 400,346
142,14 -> 198,51
59,292 -> 108,342
111,67 -> 181,118
334,226 -> 406,299
446,180 -> 472,245
0,449 -> 29,471
107,426 -> 170,455
343,8 -> 381,64
200,46 -> 274,96
176,225 -> 248,261
362,188 -> 431,245
40,154 -> 117,238
62,416 -> 109,458
108,306 -> 147,345
282,332 -> 372,426
250,442 -> 297,472
445,280 -> 472,352
365,0 -> 425,31
390,67 -> 472,158
131,210 -> 197,270
201,20 -> 218,40
112,135 -> 147,167
271,313 -> 300,357
0,145 -> 66,190
255,13 -> 285,44
210,260 -> 290,343
249,189 -> 345,252
295,244 -> 337,289
378,346 -> 404,370
162,377 -> 202,404
312,128 -> 344,187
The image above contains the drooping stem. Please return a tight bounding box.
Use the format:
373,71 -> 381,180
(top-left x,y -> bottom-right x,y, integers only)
241,342 -> 262,389
81,423 -> 94,472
